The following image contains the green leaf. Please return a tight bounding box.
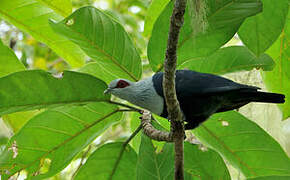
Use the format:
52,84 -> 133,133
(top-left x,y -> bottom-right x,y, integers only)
50,6 -> 142,82
0,136 -> 8,146
194,111 -> 290,178
248,175 -> 290,180
148,0 -> 262,71
137,134 -> 229,179
0,70 -> 109,116
261,13 -> 290,119
238,0 -> 288,56
0,39 -> 25,77
184,142 -> 231,180
78,62 -> 120,84
0,39 -> 32,133
143,0 -> 170,36
153,115 -> 170,131
130,112 -> 142,152
136,134 -> 175,180
0,40 -> 38,133
179,46 -> 275,74
0,0 -> 85,67
75,142 -> 137,180
39,0 -> 72,17
0,102 -> 122,179
2,110 -> 40,133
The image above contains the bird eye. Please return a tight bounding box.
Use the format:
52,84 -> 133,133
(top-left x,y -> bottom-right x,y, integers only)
116,80 -> 129,88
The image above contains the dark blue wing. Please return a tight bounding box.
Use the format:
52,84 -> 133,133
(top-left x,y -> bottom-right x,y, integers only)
152,70 -> 259,97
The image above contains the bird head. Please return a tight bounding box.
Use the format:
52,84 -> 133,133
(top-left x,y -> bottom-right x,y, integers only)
104,79 -> 134,96
104,77 -> 164,115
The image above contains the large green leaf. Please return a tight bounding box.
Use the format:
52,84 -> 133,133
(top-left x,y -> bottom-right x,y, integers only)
0,0 -> 85,67
143,0 -> 170,36
0,41 -> 37,133
0,136 -> 8,147
179,46 -> 275,74
136,134 -> 229,179
3,110 -> 39,133
130,112 -> 143,152
0,70 -> 109,116
248,175 -> 290,180
0,40 -> 25,77
0,102 -> 122,179
136,134 -> 175,180
75,142 -> 137,180
184,142 -> 230,180
148,0 -> 262,71
39,0 -> 72,17
261,13 -> 290,119
50,6 -> 142,82
194,111 -> 290,178
78,62 -> 120,84
238,0 -> 288,56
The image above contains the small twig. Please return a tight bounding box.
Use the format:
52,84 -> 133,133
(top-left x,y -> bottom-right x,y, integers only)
15,172 -> 20,180
72,145 -> 92,179
141,110 -> 173,142
107,100 -> 143,113
124,124 -> 143,145
109,125 -> 143,180
118,109 -> 136,112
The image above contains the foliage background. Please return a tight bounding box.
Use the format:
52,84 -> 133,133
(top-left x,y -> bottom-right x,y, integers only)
0,0 -> 289,179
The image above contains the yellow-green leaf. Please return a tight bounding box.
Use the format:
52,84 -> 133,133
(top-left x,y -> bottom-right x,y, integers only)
0,0 -> 85,67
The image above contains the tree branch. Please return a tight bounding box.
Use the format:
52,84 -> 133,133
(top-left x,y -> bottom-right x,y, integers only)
163,0 -> 186,124
163,0 -> 187,179
141,110 -> 173,142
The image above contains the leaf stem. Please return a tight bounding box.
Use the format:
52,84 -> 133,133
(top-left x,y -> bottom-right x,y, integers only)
107,100 -> 143,113
108,124 -> 143,180
72,145 -> 92,179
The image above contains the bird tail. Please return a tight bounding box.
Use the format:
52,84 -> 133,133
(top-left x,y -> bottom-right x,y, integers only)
244,91 -> 285,104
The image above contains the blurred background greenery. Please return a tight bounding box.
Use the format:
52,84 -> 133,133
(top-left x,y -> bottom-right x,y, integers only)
0,0 -> 149,73
0,1 -> 150,179
0,0 -> 289,179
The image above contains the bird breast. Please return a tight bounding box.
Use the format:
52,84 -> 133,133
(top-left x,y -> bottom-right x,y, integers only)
127,77 -> 164,115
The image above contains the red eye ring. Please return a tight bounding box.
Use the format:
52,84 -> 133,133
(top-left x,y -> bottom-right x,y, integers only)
116,80 -> 129,88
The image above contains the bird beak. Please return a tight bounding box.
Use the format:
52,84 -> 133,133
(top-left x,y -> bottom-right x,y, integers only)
104,88 -> 111,94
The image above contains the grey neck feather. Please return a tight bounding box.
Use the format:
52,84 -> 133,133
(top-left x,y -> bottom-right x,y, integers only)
111,77 -> 164,115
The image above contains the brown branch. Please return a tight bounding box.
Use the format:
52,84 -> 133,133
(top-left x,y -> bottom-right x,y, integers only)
163,0 -> 187,179
163,0 -> 186,123
141,110 -> 173,142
